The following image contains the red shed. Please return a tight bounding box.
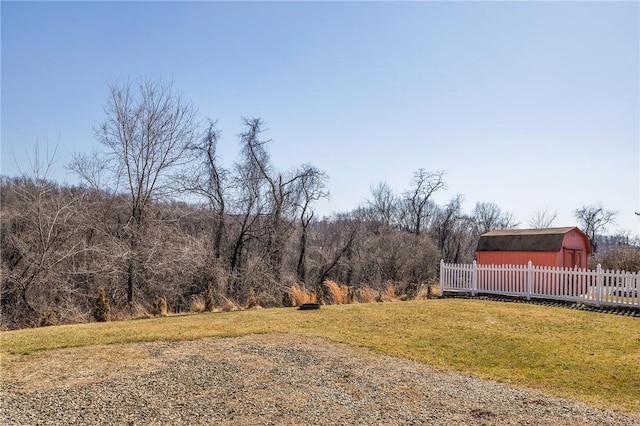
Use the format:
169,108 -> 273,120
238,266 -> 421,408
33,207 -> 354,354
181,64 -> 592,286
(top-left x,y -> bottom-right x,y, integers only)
476,227 -> 591,268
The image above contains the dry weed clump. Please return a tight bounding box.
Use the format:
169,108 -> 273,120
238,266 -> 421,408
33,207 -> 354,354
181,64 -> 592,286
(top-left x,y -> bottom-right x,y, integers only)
59,306 -> 91,325
246,287 -> 260,309
282,291 -> 296,307
220,297 -> 239,312
405,282 -> 420,300
152,295 -> 168,317
347,286 -> 356,303
94,288 -> 111,322
324,280 -> 353,304
420,282 -> 439,299
130,303 -> 153,320
290,284 -> 316,305
190,296 -> 205,313
204,284 -> 216,312
110,303 -> 153,322
39,310 -> 58,327
357,287 -> 377,303
315,284 -> 325,305
382,283 -> 396,302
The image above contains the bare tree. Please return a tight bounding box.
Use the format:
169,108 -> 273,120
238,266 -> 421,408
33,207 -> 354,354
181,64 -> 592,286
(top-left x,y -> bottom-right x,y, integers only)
228,149 -> 265,276
528,207 -> 557,229
314,214 -> 359,287
472,201 -> 519,234
239,117 -> 324,282
403,169 -> 446,235
574,204 -> 617,253
432,194 -> 464,262
92,77 -> 198,303
366,182 -> 398,232
180,119 -> 228,259
1,149 -> 88,327
295,165 -> 328,283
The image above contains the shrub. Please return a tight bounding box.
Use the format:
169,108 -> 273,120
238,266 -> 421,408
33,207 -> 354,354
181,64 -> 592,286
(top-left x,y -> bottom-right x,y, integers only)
426,283 -> 434,299
315,283 -> 325,305
39,310 -> 58,327
94,288 -> 111,322
282,291 -> 296,307
347,286 -> 356,304
153,295 -> 168,317
405,282 -> 419,300
600,247 -> 640,272
204,284 -> 216,312
246,287 -> 259,309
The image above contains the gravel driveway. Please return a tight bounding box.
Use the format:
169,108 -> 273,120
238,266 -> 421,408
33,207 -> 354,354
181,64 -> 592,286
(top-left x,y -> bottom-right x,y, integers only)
2,334 -> 638,425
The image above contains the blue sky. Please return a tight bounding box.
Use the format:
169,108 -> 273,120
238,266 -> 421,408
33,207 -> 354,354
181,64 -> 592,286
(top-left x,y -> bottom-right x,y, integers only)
2,1 -> 639,235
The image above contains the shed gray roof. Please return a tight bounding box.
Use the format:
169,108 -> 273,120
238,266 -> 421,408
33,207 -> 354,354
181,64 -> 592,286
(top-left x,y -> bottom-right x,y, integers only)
476,227 -> 585,252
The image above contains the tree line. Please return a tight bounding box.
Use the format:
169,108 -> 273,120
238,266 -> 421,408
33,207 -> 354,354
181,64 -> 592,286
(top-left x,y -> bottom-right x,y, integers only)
0,78 -> 628,329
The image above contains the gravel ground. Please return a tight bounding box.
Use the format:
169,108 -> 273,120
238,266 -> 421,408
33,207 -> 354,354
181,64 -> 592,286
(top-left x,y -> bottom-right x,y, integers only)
1,334 -> 638,425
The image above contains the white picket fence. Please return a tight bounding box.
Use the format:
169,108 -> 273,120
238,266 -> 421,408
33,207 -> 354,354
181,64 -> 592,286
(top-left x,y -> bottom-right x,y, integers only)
439,260 -> 640,308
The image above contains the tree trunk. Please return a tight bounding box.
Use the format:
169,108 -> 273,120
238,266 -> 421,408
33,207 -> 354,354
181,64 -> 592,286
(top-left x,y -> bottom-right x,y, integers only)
127,259 -> 134,303
297,228 -> 307,283
214,209 -> 225,259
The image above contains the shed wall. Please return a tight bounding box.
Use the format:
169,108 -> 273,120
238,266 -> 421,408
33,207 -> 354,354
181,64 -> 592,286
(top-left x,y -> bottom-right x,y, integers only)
562,230 -> 589,250
477,251 -> 559,267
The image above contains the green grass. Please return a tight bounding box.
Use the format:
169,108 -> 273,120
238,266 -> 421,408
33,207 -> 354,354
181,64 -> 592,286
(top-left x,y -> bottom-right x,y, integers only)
1,299 -> 639,412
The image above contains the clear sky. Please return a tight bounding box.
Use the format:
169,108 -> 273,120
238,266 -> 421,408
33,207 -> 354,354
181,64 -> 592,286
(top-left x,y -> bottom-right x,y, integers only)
2,1 -> 639,236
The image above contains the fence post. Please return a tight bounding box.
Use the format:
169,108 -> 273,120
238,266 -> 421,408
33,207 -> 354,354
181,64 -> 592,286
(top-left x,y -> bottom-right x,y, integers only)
472,260 -> 477,296
527,261 -> 533,301
440,259 -> 445,297
596,264 -> 603,308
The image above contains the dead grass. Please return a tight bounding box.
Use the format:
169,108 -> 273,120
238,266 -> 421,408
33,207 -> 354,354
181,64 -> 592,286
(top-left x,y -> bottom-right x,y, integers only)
220,298 -> 239,312
153,295 -> 168,317
290,284 -> 316,305
245,287 -> 260,309
416,283 -> 440,299
324,280 -> 349,304
382,283 -> 396,301
357,287 -> 377,303
111,303 -> 153,322
0,344 -> 166,393
190,297 -> 205,313
1,300 -> 639,412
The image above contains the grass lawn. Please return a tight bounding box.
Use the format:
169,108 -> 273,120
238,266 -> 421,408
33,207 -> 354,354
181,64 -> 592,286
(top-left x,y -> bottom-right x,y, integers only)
1,299 -> 639,412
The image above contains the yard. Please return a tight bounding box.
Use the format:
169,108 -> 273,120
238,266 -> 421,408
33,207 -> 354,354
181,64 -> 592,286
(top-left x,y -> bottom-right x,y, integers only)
1,299 -> 639,423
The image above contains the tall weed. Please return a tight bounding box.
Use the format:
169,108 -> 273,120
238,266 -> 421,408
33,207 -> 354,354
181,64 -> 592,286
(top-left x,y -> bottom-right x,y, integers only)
324,280 -> 350,304
290,284 -> 316,305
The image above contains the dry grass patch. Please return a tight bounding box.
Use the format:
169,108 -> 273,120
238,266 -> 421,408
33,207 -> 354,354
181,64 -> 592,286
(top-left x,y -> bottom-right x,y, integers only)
324,280 -> 350,304
220,297 -> 239,312
382,283 -> 396,301
357,287 -> 377,303
190,297 -> 206,313
290,284 -> 316,305
416,283 -> 439,299
1,344 -> 165,393
152,295 -> 169,316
